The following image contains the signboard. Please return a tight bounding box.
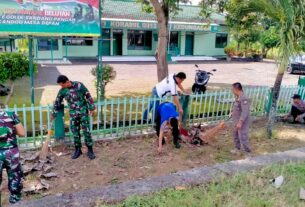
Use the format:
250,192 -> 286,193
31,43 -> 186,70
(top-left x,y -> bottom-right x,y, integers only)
102,19 -> 219,32
0,0 -> 100,36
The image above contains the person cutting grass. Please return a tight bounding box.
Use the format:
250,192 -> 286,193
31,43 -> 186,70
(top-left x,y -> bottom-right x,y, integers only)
155,102 -> 181,153
143,72 -> 187,121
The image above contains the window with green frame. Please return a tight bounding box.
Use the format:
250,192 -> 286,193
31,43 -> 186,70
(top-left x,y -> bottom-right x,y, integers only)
215,33 -> 228,48
128,30 -> 152,50
38,39 -> 59,51
62,36 -> 93,46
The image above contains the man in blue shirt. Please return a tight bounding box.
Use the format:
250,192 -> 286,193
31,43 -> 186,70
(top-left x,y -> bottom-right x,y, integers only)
155,102 -> 181,153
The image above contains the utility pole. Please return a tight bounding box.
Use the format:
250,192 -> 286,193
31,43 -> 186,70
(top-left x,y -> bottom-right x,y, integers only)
28,36 -> 34,104
97,0 -> 104,101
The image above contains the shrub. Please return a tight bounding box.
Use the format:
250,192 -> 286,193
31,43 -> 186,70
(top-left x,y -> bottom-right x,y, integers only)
91,64 -> 116,98
224,46 -> 235,57
0,52 -> 37,83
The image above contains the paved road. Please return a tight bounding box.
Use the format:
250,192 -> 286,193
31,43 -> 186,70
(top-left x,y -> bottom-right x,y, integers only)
37,61 -> 299,105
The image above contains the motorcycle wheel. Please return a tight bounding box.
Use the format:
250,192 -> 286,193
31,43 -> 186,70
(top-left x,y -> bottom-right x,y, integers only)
192,84 -> 206,94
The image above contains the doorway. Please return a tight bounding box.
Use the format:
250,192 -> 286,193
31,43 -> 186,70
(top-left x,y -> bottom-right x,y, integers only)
102,29 -> 111,56
113,30 -> 123,56
169,31 -> 179,56
185,32 -> 194,56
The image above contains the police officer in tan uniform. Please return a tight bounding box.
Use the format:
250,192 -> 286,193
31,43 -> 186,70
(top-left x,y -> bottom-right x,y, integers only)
230,82 -> 251,155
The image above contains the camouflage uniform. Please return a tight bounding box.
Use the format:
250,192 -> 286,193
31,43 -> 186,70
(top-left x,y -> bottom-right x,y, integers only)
232,92 -> 251,152
53,81 -> 95,147
0,110 -> 23,204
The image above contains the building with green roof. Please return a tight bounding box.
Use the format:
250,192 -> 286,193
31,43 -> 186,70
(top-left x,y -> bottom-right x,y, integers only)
34,0 -> 228,60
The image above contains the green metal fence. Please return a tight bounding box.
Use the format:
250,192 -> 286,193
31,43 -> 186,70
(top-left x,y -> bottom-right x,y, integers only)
6,85 -> 304,150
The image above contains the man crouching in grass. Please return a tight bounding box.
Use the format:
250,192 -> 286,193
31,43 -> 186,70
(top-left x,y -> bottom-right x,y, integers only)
283,94 -> 305,123
155,102 -> 181,153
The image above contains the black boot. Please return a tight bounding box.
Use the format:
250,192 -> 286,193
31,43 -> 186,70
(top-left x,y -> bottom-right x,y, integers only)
162,138 -> 166,145
173,135 -> 181,149
71,147 -> 82,159
174,142 -> 181,149
87,146 -> 96,160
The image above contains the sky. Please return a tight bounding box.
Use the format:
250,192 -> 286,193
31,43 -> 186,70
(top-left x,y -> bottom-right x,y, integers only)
190,0 -> 201,5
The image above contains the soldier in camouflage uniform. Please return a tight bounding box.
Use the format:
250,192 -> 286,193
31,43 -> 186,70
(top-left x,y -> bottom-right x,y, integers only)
231,82 -> 251,156
53,75 -> 96,160
0,108 -> 25,204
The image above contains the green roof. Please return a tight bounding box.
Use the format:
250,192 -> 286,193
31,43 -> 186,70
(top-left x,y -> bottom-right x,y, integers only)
103,0 -> 226,25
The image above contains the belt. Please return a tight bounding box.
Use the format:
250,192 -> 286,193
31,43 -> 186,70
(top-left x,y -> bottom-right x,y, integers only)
0,146 -> 17,150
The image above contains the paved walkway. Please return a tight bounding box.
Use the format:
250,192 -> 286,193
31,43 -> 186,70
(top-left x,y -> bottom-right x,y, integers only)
12,147 -> 305,207
36,61 -> 298,105
37,56 -> 219,64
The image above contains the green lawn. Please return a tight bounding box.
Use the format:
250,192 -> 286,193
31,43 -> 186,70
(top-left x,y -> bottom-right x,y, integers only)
99,162 -> 305,207
0,76 -> 41,107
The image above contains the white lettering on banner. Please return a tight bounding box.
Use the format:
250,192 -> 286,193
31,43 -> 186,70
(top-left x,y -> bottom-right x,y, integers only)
24,20 -> 33,24
172,24 -> 210,31
142,22 -> 157,29
111,21 -> 140,28
44,10 -> 71,18
4,15 -> 17,20
2,19 -> 23,24
105,20 -> 215,31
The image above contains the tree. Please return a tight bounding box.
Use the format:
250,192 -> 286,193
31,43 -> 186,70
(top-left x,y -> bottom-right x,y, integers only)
0,52 -> 37,104
200,0 -> 305,137
91,64 -> 116,99
260,26 -> 280,57
199,0 -> 227,17
0,52 -> 36,84
225,0 -> 263,54
244,0 -> 305,137
138,0 -> 188,81
138,0 -> 223,81
298,38 -> 305,52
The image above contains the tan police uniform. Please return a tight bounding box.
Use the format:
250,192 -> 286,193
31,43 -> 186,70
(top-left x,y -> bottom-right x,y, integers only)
232,92 -> 251,152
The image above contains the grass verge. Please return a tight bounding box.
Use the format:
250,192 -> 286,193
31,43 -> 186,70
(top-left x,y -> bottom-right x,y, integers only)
99,161 -> 305,207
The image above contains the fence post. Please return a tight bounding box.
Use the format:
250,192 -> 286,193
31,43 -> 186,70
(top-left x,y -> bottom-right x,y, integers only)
28,36 -> 34,104
179,94 -> 190,127
265,87 -> 273,116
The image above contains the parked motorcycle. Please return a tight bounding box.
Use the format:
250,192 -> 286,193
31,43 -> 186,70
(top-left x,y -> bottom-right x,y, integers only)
192,65 -> 216,94
0,84 -> 10,96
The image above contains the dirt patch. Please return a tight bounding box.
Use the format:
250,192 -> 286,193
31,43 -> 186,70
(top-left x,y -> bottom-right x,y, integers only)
1,118 -> 305,205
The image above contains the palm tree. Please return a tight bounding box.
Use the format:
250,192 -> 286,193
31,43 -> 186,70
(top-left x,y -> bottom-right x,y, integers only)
244,0 -> 305,137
